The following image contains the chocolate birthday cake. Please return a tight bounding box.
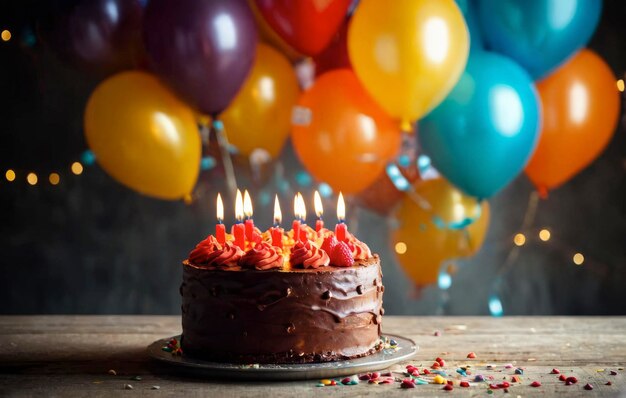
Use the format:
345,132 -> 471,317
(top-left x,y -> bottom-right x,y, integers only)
180,198 -> 384,363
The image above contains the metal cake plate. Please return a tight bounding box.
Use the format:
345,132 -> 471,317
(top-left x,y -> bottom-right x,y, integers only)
147,334 -> 418,380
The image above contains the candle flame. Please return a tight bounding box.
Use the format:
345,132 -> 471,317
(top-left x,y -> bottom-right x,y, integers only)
216,193 -> 224,221
243,189 -> 253,218
274,195 -> 282,224
337,192 -> 345,221
294,192 -> 306,220
298,192 -> 306,220
235,189 -> 243,221
314,191 -> 323,218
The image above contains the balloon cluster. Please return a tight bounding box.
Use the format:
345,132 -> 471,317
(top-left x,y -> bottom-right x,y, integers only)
45,0 -> 619,288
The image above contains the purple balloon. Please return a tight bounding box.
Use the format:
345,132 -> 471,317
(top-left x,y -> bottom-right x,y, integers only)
143,0 -> 258,116
45,0 -> 145,76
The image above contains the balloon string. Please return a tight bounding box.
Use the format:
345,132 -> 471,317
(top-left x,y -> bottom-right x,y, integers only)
494,191 -> 539,283
212,119 -> 238,199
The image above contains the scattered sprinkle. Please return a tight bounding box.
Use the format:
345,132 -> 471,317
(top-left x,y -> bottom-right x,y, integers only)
435,357 -> 446,367
320,379 -> 332,386
443,384 -> 453,391
504,364 -> 514,369
359,374 -> 371,381
584,383 -> 593,390
596,368 -> 605,372
530,381 -> 541,387
434,330 -> 442,336
515,368 -> 524,375
460,381 -> 470,387
131,376 -> 142,381
487,389 -> 493,394
401,379 -> 415,389
474,375 -> 485,382
559,375 -> 567,381
108,369 -> 117,376
610,370 -> 618,375
606,381 -> 612,386
551,368 -> 560,374
341,377 -> 352,385
124,384 -> 133,390
316,383 -> 324,387
486,364 -> 496,370
566,376 -> 578,384
511,375 -> 521,383
431,362 -> 441,369
151,386 -> 160,390
467,352 -> 476,359
456,368 -> 467,376
433,375 -> 446,384
498,381 -> 510,388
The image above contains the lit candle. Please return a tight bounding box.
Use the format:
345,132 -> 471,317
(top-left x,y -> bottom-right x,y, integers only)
292,193 -> 301,243
335,192 -> 348,242
215,193 -> 226,245
271,195 -> 283,248
314,190 -> 324,233
243,189 -> 254,242
232,189 -> 245,249
298,192 -> 308,242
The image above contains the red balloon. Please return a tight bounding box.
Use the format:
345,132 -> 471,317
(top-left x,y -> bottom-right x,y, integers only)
254,0 -> 352,56
313,19 -> 351,76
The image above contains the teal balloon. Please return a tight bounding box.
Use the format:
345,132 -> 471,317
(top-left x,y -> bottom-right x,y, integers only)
478,0 -> 601,79
455,0 -> 483,52
419,52 -> 541,199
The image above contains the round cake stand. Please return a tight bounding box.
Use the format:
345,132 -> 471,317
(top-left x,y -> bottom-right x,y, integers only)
147,334 -> 418,381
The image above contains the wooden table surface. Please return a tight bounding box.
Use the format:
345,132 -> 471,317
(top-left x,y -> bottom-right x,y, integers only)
1,316 -> 624,397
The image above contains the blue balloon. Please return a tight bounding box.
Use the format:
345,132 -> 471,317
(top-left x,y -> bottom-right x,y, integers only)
455,0 -> 483,52
478,0 -> 602,79
419,52 -> 541,199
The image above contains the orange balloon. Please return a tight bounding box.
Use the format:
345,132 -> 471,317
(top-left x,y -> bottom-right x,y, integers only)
392,178 -> 490,287
291,69 -> 401,194
525,49 -> 620,195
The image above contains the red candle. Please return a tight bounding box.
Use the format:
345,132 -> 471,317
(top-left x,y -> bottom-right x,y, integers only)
335,222 -> 347,242
314,190 -> 324,233
335,192 -> 348,242
233,189 -> 245,249
243,190 -> 254,242
215,194 -> 226,245
271,195 -> 283,248
232,223 -> 245,249
292,219 -> 301,243
300,227 -> 309,242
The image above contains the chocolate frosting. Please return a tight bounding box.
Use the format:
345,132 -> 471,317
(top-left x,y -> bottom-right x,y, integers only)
180,255 -> 383,363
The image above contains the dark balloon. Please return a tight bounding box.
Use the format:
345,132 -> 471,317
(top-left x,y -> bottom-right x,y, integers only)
143,0 -> 258,116
254,0 -> 351,56
43,0 -> 145,76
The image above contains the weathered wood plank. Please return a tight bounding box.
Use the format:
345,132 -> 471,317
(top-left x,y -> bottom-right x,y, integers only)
1,316 -> 624,397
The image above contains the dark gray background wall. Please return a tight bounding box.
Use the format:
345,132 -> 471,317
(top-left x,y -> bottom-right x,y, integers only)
1,1 -> 625,315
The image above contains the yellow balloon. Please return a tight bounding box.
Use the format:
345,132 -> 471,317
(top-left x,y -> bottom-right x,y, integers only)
84,71 -> 201,200
392,178 -> 489,287
348,0 -> 469,126
221,44 -> 300,160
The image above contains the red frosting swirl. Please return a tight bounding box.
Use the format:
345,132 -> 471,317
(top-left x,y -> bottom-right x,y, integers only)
188,235 -> 244,268
349,239 -> 372,260
289,240 -> 330,269
239,242 -> 284,270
